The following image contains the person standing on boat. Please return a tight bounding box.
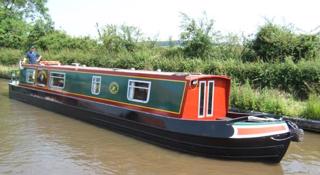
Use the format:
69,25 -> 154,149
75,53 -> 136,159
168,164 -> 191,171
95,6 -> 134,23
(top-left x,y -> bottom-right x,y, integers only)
25,46 -> 42,64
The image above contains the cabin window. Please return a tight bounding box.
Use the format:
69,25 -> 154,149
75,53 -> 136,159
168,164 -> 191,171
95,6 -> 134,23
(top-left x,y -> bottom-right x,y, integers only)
26,69 -> 35,84
127,80 -> 151,103
207,81 -> 214,116
49,72 -> 65,89
36,70 -> 48,87
91,76 -> 101,95
198,81 -> 206,118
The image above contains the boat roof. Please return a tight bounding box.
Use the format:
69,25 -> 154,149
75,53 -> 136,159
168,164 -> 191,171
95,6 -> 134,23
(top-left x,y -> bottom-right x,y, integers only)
24,63 -> 230,81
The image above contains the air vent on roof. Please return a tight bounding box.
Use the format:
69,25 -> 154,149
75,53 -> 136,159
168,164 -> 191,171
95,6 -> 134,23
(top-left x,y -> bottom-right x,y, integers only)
71,63 -> 80,66
173,72 -> 190,76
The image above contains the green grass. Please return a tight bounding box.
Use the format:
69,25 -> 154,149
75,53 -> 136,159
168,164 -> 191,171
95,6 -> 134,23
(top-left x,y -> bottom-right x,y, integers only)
0,65 -> 19,79
230,81 -> 320,120
302,94 -> 320,120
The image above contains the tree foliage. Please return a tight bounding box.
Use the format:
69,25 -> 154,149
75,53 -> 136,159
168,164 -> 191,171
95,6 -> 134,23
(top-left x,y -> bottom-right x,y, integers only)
25,19 -> 54,49
36,30 -> 98,51
0,0 -> 49,20
98,24 -> 142,53
244,23 -> 320,62
0,0 -> 51,49
0,12 -> 28,48
180,12 -> 218,59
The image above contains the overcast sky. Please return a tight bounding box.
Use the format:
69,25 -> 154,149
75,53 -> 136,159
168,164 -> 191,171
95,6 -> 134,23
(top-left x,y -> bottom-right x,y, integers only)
47,0 -> 320,40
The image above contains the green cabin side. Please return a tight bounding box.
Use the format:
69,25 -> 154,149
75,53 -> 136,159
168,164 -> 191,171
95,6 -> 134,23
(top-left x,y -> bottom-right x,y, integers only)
19,67 -> 186,115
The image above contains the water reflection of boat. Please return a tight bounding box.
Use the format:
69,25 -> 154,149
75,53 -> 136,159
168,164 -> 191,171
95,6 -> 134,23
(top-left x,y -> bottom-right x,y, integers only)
8,61 -> 303,163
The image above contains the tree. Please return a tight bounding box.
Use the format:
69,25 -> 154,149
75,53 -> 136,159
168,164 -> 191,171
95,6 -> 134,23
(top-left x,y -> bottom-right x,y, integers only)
97,24 -> 142,53
180,12 -> 218,58
26,18 -> 54,49
0,8 -> 29,48
0,0 -> 49,20
247,22 -> 320,62
0,0 -> 51,49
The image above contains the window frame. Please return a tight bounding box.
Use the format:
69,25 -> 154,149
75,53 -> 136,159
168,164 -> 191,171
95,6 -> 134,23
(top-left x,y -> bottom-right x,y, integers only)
127,79 -> 151,103
49,72 -> 66,89
206,81 -> 215,117
91,75 -> 101,95
26,69 -> 35,84
198,81 -> 206,118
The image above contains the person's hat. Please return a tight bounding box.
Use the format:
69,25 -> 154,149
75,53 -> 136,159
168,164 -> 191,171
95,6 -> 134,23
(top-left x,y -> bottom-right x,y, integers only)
30,46 -> 36,49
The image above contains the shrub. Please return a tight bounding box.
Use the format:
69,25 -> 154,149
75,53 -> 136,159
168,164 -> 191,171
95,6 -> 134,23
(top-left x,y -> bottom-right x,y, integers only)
42,49 -> 102,66
0,48 -> 23,65
161,47 -> 184,59
37,31 -> 98,51
245,23 -> 320,62
204,58 -> 320,99
151,57 -> 203,73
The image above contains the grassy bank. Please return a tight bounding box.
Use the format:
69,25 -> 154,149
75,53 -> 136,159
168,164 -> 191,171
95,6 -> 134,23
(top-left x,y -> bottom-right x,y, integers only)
302,94 -> 320,120
0,64 -> 19,79
231,82 -> 320,120
0,64 -> 318,120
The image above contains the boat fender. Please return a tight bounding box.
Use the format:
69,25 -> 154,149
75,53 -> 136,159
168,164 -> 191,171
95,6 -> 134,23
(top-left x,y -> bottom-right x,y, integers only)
291,128 -> 304,142
287,121 -> 304,142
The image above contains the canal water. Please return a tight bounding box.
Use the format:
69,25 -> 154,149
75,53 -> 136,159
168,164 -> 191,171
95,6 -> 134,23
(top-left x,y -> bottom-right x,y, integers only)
0,79 -> 319,175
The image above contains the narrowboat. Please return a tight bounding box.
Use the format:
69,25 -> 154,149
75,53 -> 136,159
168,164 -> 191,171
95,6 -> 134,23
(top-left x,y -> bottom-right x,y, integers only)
8,61 -> 303,163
